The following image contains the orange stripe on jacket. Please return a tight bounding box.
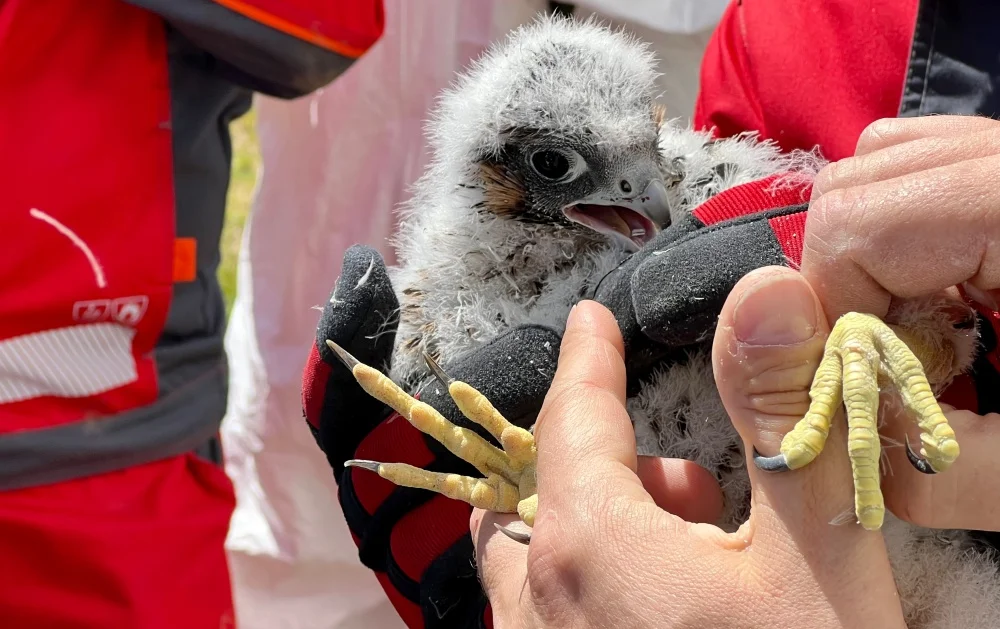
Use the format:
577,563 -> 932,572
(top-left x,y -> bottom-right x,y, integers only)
211,0 -> 380,58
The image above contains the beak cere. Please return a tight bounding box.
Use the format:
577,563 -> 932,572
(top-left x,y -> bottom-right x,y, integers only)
562,179 -> 672,251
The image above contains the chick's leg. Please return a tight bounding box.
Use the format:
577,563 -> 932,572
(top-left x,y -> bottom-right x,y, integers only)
753,312 -> 961,531
328,341 -> 539,535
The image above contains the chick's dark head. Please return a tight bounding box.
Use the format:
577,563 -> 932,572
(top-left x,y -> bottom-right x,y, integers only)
481,122 -> 670,250
428,15 -> 676,252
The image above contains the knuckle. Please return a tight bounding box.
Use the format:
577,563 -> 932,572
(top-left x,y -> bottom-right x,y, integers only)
539,381 -> 593,424
736,360 -> 820,438
525,527 -> 585,617
965,154 -> 1000,188
809,186 -> 850,222
813,157 -> 858,196
807,187 -> 864,251
883,466 -> 947,529
744,367 -> 814,414
534,382 -> 611,445
525,491 -> 632,623
884,486 -> 936,528
546,379 -> 620,423
722,336 -> 827,442
806,188 -> 838,235
856,117 -> 902,153
811,161 -> 838,196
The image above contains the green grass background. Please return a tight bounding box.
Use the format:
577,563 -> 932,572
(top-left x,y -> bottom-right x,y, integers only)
219,109 -> 260,313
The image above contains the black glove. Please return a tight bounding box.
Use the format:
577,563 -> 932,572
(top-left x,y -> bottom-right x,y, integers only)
631,201 -> 810,347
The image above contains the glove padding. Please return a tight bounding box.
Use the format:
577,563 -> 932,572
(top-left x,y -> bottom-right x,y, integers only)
303,245 -> 400,480
632,202 -> 808,347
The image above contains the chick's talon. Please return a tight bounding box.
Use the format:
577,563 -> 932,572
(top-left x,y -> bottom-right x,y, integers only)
751,312 -> 960,531
751,447 -> 789,472
904,434 -> 939,475
328,341 -> 538,542
495,522 -> 533,545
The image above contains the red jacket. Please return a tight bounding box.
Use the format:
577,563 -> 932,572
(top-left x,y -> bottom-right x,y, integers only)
695,0 -> 1000,415
0,0 -> 383,489
695,0 -> 921,162
0,4 -> 383,627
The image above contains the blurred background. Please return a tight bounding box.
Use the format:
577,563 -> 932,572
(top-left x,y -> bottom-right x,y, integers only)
219,111 -> 257,315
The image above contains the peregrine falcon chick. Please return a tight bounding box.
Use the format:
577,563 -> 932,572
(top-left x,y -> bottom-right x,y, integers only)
339,15 -> 1000,629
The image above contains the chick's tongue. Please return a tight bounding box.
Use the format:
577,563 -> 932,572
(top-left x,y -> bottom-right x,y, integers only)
618,208 -> 649,236
577,204 -> 631,237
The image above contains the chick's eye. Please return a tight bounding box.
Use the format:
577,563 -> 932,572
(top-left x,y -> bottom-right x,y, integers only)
530,150 -> 571,181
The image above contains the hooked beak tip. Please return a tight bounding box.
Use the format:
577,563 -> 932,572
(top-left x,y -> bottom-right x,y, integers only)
637,178 -> 671,228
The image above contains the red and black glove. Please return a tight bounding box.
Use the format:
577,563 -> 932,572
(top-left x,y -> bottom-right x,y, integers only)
302,244 -> 561,629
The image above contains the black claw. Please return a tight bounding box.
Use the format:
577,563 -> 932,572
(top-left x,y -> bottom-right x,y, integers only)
752,446 -> 790,472
495,523 -> 531,545
326,339 -> 361,371
422,352 -> 454,387
344,459 -> 382,474
904,435 -> 938,475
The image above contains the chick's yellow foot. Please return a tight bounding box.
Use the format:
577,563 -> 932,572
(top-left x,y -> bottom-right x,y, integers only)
752,312 -> 961,531
328,340 -> 538,544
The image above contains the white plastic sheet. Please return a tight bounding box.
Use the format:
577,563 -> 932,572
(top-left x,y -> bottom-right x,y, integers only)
575,0 -> 729,34
221,2 -> 725,627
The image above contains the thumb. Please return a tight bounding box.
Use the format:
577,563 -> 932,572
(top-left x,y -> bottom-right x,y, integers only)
711,267 -> 899,601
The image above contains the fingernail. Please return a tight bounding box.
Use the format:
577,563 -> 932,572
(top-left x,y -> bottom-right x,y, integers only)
734,275 -> 817,345
566,301 -> 583,329
566,302 -> 580,328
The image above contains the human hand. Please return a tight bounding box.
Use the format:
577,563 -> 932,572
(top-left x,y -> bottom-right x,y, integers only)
801,115 -> 1000,531
472,275 -> 907,629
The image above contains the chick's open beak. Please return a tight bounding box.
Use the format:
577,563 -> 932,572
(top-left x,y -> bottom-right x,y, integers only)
562,178 -> 671,251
